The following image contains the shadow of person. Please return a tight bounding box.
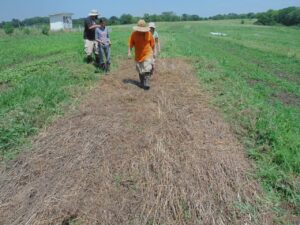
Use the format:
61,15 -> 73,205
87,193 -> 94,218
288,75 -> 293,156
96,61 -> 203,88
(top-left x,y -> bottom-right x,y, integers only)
123,79 -> 143,89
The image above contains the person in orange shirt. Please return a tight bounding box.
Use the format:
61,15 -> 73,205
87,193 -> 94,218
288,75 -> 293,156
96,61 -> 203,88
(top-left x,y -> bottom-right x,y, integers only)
128,20 -> 155,90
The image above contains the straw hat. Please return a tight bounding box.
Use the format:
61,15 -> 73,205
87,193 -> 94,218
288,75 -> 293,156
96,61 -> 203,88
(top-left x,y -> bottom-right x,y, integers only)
89,9 -> 99,16
133,19 -> 150,32
149,22 -> 156,28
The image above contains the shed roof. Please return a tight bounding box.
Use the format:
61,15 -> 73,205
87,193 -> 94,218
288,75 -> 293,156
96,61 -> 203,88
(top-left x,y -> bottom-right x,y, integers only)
49,13 -> 73,17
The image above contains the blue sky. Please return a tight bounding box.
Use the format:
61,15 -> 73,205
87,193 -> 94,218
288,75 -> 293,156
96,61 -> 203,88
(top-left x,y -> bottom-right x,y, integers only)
1,0 -> 300,22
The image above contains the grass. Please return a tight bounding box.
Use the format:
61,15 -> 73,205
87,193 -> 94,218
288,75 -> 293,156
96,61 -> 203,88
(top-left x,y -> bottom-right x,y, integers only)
0,20 -> 299,219
0,28 -> 130,160
157,20 -> 300,217
0,32 -> 93,159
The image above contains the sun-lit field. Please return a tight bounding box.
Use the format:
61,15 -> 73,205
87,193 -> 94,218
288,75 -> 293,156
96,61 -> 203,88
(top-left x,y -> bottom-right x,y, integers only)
0,20 -> 299,220
158,20 -> 300,215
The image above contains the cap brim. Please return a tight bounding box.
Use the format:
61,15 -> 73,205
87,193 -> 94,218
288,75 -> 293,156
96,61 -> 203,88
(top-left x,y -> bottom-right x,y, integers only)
89,13 -> 98,16
133,26 -> 150,32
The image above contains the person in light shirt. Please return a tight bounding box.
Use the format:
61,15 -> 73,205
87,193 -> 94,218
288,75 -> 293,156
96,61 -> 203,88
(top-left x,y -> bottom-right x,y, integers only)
95,18 -> 111,72
149,22 -> 161,57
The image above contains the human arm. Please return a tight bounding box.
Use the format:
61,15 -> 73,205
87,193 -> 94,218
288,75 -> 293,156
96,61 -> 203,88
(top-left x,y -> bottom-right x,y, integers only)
150,33 -> 155,58
154,32 -> 161,53
89,24 -> 100,30
128,47 -> 132,58
85,18 -> 100,30
128,33 -> 134,58
155,38 -> 161,53
107,30 -> 111,46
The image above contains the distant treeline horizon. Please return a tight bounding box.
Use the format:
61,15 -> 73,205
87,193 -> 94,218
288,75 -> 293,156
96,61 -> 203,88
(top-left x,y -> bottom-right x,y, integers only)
1,6 -> 299,29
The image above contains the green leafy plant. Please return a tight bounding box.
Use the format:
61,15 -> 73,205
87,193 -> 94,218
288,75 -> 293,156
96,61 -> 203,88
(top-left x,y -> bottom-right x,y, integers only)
23,28 -> 30,35
41,26 -> 49,35
4,23 -> 14,35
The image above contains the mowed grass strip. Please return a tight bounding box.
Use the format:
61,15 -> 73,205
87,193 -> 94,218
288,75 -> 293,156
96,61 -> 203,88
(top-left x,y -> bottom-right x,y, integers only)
158,20 -> 300,216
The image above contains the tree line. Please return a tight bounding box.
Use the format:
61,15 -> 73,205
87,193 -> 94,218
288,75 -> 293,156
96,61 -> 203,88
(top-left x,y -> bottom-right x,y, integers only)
0,11 -> 257,29
255,7 -> 300,26
1,7 -> 299,30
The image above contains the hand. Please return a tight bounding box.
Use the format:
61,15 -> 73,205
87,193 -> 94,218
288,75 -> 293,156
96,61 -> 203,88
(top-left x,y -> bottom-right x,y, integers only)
128,52 -> 132,59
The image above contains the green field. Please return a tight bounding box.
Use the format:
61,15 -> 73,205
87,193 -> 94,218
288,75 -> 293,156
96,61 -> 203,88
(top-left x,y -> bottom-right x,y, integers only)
0,20 -> 299,219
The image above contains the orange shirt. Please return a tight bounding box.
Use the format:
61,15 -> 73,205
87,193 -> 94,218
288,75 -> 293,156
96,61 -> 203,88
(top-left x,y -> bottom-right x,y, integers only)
129,31 -> 154,62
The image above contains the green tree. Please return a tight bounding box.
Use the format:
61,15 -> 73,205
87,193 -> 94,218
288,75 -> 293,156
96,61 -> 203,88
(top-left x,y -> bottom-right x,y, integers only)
41,25 -> 49,35
190,15 -> 200,21
11,18 -> 22,28
182,14 -> 189,21
108,16 -> 120,25
277,7 -> 300,25
143,13 -> 150,22
4,23 -> 14,35
255,10 -> 277,25
22,17 -> 49,27
161,12 -> 180,21
120,14 -> 133,24
148,14 -> 161,22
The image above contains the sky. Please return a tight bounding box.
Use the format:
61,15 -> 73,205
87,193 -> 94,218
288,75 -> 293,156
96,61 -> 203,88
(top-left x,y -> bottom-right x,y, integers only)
1,0 -> 300,22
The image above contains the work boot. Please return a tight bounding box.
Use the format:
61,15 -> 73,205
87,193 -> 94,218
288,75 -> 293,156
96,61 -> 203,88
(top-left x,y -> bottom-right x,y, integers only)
106,62 -> 111,72
143,72 -> 151,90
139,74 -> 145,88
100,63 -> 106,71
86,55 -> 93,64
95,54 -> 100,67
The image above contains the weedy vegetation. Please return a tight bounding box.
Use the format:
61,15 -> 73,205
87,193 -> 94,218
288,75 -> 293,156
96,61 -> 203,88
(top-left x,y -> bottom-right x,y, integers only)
0,20 -> 299,220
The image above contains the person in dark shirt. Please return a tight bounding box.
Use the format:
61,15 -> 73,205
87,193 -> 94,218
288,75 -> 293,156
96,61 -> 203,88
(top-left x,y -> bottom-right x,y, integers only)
84,9 -> 101,64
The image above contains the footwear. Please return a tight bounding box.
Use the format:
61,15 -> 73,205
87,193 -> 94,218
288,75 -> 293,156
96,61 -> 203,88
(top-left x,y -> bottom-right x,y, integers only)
100,63 -> 106,71
143,72 -> 151,90
86,56 -> 93,64
106,62 -> 110,72
139,74 -> 145,88
95,55 -> 100,67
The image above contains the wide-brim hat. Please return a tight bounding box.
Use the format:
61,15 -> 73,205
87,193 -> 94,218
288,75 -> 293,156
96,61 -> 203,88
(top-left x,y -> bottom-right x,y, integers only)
89,9 -> 99,16
149,22 -> 156,28
133,19 -> 150,32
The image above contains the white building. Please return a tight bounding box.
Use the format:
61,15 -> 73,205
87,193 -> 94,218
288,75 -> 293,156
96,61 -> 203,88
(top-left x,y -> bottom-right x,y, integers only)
49,13 -> 73,31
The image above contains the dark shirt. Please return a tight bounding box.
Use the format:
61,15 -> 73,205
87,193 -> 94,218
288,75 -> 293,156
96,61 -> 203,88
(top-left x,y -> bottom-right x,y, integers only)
84,17 -> 96,40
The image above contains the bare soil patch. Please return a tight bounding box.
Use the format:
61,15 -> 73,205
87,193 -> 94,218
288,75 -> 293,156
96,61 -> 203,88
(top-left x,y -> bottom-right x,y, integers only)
0,59 -> 272,224
275,92 -> 300,107
273,69 -> 300,84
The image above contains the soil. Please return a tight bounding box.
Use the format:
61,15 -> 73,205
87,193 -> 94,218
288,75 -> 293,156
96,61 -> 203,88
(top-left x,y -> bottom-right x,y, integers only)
275,92 -> 300,107
0,59 -> 273,225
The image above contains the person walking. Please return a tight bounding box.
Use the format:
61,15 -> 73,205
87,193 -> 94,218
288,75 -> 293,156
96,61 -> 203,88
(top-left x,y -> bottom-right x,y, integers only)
128,20 -> 155,90
83,9 -> 100,64
149,22 -> 161,57
95,18 -> 111,72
